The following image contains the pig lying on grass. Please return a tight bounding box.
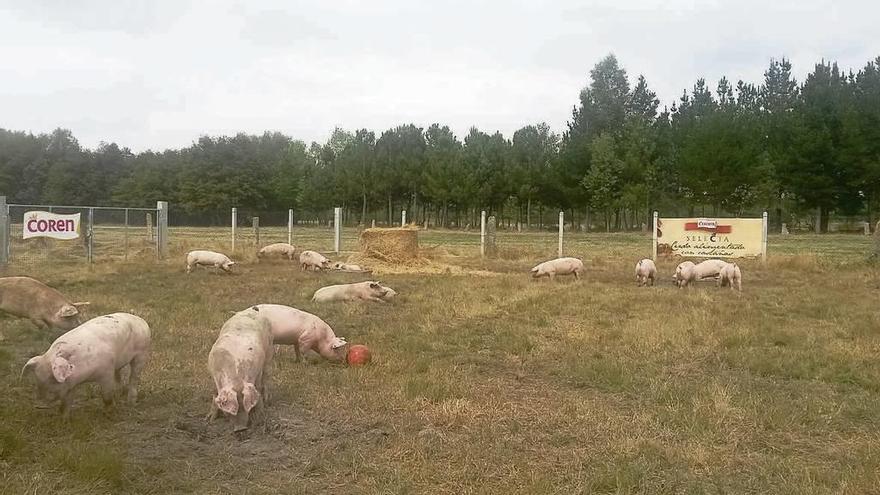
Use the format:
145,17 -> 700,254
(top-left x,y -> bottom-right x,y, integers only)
208,306 -> 273,432
312,281 -> 397,303
20,313 -> 151,417
331,262 -> 370,273
0,276 -> 89,331
530,257 -> 584,281
252,304 -> 348,363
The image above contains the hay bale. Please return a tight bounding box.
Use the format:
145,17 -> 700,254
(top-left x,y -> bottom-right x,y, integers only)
359,227 -> 419,262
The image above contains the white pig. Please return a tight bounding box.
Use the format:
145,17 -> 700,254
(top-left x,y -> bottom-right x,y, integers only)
251,304 -> 348,363
299,250 -> 331,271
332,262 -> 368,272
257,243 -> 296,261
693,259 -> 728,281
530,257 -> 584,281
635,259 -> 657,287
718,262 -> 743,291
673,261 -> 697,288
312,281 -> 397,303
0,276 -> 89,330
20,313 -> 151,417
186,250 -> 235,274
207,306 -> 273,432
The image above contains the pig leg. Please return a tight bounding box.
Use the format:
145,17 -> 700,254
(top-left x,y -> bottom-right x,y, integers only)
127,354 -> 148,404
573,270 -> 581,280
98,374 -> 117,409
293,344 -> 303,363
548,272 -> 556,282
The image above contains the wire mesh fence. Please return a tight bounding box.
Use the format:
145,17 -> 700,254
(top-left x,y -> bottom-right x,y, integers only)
1,201 -> 162,266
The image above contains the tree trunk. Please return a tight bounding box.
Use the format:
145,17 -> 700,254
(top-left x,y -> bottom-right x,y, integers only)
526,197 -> 532,231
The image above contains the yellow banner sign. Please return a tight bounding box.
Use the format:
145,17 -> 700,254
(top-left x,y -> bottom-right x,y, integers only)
654,216 -> 766,259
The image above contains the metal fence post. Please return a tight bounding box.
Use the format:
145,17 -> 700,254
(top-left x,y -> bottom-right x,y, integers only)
652,211 -> 659,260
401,210 -> 406,226
761,210 -> 768,262
480,210 -> 486,257
558,211 -> 564,257
252,217 -> 260,247
87,208 -> 94,263
124,208 -> 129,261
0,196 -> 8,265
231,207 -> 237,253
156,201 -> 168,260
333,207 -> 342,254
288,209 -> 293,246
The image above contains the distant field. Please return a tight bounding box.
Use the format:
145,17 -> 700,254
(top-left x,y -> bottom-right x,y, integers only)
1,232 -> 879,493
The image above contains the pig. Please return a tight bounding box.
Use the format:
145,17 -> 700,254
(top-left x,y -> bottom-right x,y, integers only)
207,306 -> 273,432
20,313 -> 151,417
693,259 -> 728,281
635,258 -> 657,286
257,243 -> 296,261
251,304 -> 348,363
332,262 -> 368,272
0,276 -> 89,330
673,261 -> 697,288
312,281 -> 398,303
299,250 -> 331,271
186,250 -> 235,274
530,257 -> 584,281
718,262 -> 743,291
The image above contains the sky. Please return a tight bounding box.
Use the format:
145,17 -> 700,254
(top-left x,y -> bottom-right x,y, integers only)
0,0 -> 878,152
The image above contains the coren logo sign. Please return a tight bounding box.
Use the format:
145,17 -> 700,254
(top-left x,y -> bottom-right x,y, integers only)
23,211 -> 81,240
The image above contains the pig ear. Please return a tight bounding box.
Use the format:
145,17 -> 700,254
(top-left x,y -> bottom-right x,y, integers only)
58,305 -> 79,318
51,355 -> 75,383
369,282 -> 380,289
20,356 -> 41,381
330,337 -> 347,349
73,301 -> 90,308
215,389 -> 238,416
242,383 -> 261,413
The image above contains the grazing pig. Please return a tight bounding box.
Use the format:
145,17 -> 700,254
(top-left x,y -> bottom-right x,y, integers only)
530,257 -> 584,281
718,262 -> 743,291
186,250 -> 235,274
332,262 -> 368,272
673,261 -> 697,288
207,307 -> 273,432
20,313 -> 151,417
693,259 -> 728,281
312,281 -> 397,303
634,259 -> 657,286
257,243 -> 296,261
299,250 -> 331,271
0,276 -> 89,330
251,304 -> 348,363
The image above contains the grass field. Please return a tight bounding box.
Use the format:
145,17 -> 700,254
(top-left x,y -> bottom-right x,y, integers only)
1,230 -> 879,494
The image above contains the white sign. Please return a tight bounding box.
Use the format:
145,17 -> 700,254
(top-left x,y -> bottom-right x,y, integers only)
23,211 -> 81,240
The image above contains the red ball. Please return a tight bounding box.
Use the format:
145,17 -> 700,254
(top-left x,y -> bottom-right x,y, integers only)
346,344 -> 372,366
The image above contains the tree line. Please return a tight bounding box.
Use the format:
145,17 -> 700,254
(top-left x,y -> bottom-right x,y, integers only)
1,54 -> 878,231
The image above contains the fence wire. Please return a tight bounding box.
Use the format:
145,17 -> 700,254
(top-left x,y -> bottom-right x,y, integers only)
4,204 -> 159,265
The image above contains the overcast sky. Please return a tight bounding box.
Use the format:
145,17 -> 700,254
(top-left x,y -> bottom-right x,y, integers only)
1,0 -> 877,152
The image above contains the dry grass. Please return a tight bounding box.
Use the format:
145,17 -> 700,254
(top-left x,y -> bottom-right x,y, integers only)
1,231 -> 879,494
